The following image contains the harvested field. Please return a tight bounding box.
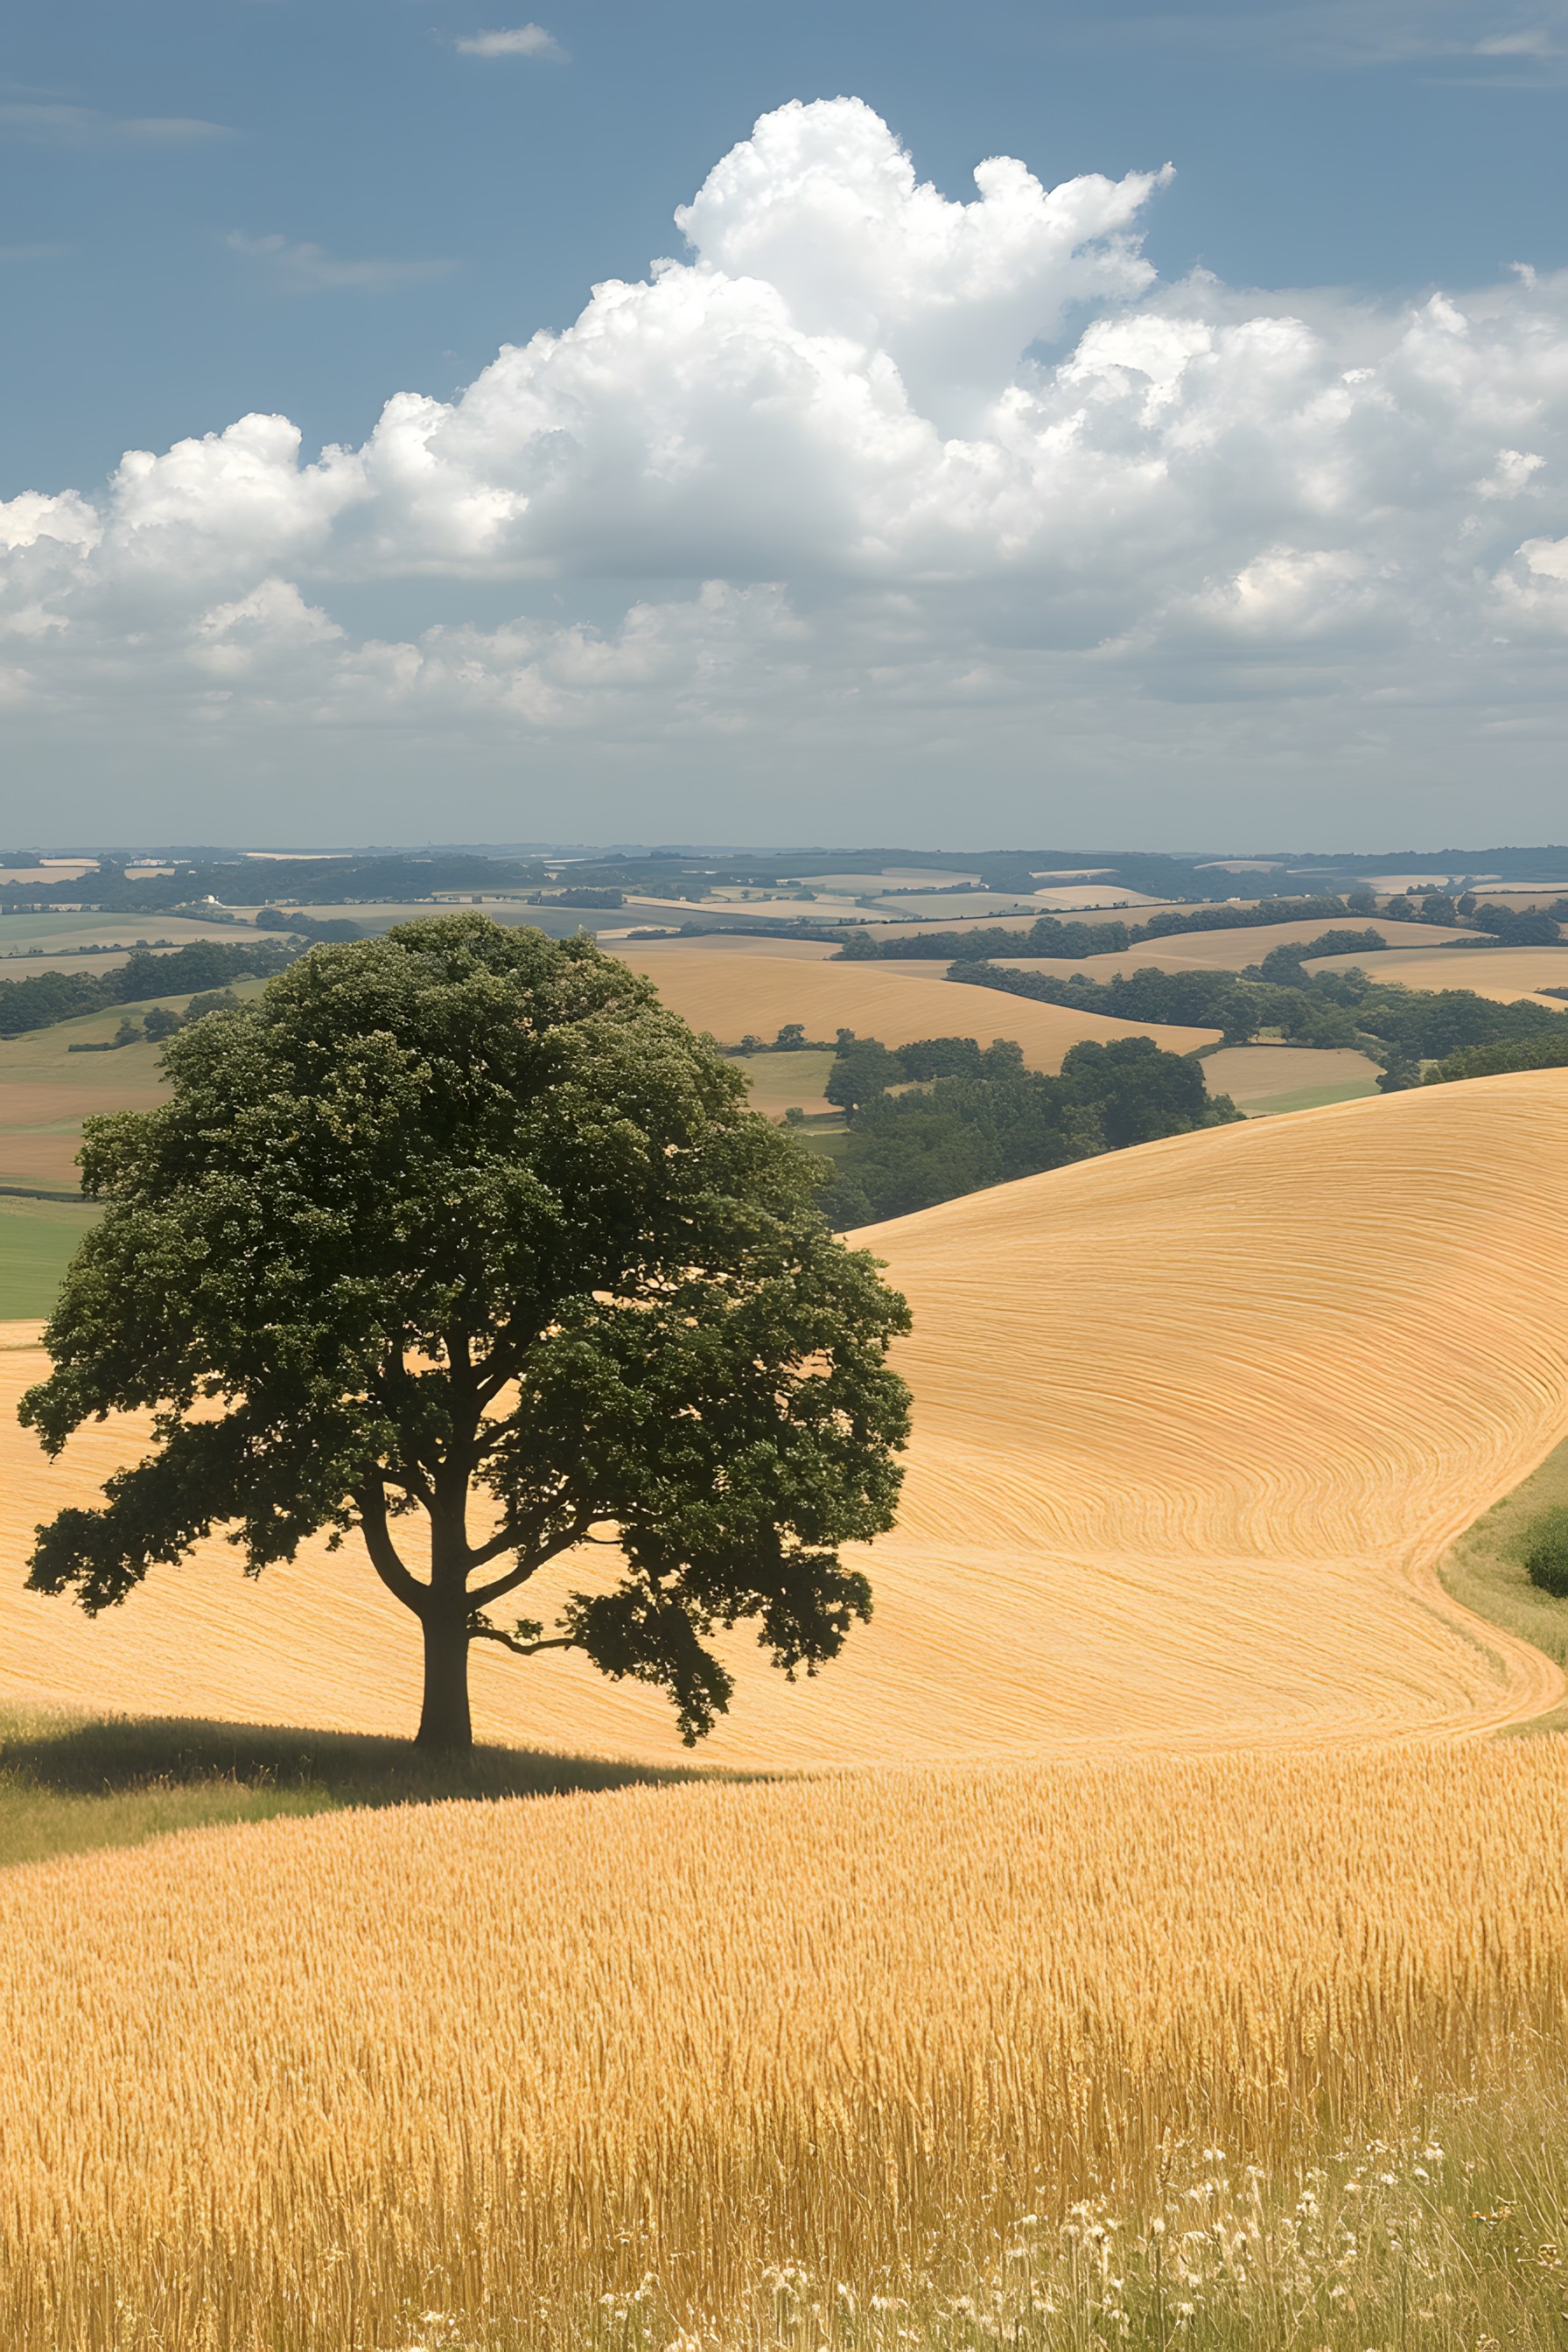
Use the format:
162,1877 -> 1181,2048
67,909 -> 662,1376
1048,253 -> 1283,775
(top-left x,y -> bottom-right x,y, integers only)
1200,1042 -> 1382,1112
4,1072 -> 1566,1763
608,947 -> 1222,1062
4,1745 -> 1568,2350
1306,942 -> 1568,1005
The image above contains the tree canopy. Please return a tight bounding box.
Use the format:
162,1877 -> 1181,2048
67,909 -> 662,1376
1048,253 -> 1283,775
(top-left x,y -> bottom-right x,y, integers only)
20,917 -> 912,1748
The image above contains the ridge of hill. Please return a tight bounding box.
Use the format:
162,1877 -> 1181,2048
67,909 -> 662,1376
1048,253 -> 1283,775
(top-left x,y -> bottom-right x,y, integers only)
3,1072 -> 1565,1763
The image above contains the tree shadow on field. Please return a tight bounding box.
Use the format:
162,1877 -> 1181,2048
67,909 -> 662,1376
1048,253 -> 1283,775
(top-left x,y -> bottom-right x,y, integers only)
0,1710 -> 749,1868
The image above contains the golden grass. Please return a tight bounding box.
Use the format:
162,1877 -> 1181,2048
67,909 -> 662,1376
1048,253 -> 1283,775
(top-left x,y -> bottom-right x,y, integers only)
4,1073 -> 1567,1764
4,1743 -> 1568,2349
609,947 -> 1222,1063
1305,942 -> 1568,1005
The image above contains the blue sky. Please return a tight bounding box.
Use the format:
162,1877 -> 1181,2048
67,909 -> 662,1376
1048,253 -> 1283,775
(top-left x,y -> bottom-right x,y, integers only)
3,0 -> 1568,845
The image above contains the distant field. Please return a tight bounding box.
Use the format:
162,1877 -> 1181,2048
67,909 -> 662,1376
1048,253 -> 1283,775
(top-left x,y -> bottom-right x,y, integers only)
605,930 -> 839,957
0,977 -> 267,1190
725,1047 -> 835,1116
4,1071 -> 1564,1765
613,947 -> 1223,1063
1200,1043 -> 1382,1113
0,1198 -> 98,1316
0,914 -> 259,973
986,914 -> 1470,983
1306,941 -> 1568,1005
854,900 -> 1205,945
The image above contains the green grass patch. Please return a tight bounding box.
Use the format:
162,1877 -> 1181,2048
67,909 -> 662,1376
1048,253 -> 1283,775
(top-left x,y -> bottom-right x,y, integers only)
1438,1431 -> 1568,1734
0,1197 -> 99,1316
0,1705 -> 739,1871
1244,1078 -> 1382,1116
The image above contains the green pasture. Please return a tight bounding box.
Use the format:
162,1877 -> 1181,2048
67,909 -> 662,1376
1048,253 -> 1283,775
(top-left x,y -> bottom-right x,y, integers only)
1246,1077 -> 1383,1116
0,1197 -> 99,1317
1438,1430 -> 1568,1733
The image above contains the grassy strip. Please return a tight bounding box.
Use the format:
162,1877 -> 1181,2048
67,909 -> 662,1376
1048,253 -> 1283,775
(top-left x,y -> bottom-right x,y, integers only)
0,1705 -> 732,1871
1438,1429 -> 1568,1733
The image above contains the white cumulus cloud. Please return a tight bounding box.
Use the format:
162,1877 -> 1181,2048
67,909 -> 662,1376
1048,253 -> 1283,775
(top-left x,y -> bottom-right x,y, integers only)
6,95 -> 1568,838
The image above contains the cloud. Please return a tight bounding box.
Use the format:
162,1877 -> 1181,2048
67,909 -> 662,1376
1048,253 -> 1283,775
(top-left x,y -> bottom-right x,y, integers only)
6,96 -> 1568,836
0,102 -> 230,145
228,233 -> 458,294
454,25 -> 566,60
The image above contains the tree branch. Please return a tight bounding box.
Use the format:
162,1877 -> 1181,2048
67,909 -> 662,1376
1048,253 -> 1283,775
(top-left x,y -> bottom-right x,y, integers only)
356,1480 -> 430,1616
468,1522 -> 593,1607
468,1612 -> 580,1660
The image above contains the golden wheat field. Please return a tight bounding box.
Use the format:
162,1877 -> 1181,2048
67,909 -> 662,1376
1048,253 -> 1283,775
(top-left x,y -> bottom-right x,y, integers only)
1304,942 -> 1568,1004
4,1070 -> 1567,1765
606,946 -> 1223,1062
4,1745 -> 1568,2349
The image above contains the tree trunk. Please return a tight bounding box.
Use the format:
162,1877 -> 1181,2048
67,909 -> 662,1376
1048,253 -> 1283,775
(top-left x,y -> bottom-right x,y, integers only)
416,1603 -> 473,1750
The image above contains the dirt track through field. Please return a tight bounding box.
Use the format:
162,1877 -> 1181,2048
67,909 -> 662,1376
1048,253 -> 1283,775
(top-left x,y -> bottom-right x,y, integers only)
3,1072 -> 1565,1762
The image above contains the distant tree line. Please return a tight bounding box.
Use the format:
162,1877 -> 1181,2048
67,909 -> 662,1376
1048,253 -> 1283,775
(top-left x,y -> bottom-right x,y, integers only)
256,908 -> 368,942
814,1032 -> 1240,1226
1420,1032 -> 1568,1085
835,894 -> 1382,962
67,989 -> 245,1053
952,949 -> 1568,1087
0,941 -> 297,1041
0,854 -> 550,916
836,890 -> 1568,963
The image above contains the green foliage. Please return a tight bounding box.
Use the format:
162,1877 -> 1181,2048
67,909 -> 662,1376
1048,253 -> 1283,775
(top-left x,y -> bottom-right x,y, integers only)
0,938 -> 296,1043
816,1031 -> 1237,1224
1470,902 -> 1563,945
18,917 -> 911,1750
1254,928 -> 1388,984
256,909 -> 368,941
954,955 -> 1568,1068
1522,1508 -> 1568,1599
825,1037 -> 907,1114
1423,1032 -> 1568,1084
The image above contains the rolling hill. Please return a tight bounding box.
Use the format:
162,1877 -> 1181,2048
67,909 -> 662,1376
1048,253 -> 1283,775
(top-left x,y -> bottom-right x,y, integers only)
1305,942 -> 1568,1005
607,946 -> 1222,1062
4,1070 -> 1564,1764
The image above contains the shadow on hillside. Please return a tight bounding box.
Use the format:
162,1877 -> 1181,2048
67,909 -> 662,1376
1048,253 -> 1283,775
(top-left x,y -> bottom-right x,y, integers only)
0,1711 -> 740,1810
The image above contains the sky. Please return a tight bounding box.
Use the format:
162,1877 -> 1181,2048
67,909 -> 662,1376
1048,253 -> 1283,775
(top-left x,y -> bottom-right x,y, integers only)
3,1 -> 1568,849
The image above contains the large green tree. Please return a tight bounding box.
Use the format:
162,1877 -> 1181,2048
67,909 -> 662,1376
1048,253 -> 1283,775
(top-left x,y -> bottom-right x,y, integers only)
20,918 -> 912,1749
